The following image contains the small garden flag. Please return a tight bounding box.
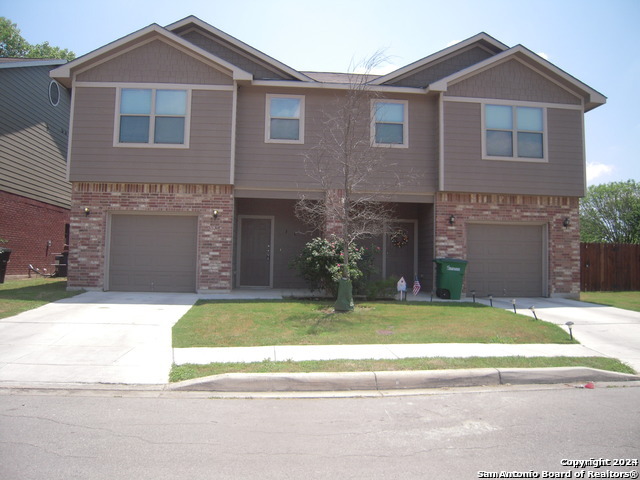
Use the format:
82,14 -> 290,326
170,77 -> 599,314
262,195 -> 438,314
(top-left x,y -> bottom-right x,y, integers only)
413,276 -> 421,295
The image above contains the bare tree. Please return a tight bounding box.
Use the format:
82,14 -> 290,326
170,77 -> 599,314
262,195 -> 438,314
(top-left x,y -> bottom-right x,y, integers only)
295,53 -> 405,310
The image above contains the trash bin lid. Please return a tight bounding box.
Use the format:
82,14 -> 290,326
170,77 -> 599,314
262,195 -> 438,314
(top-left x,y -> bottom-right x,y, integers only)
433,258 -> 467,264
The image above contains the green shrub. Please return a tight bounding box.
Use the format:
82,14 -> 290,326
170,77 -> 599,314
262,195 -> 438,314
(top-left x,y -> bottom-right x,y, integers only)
291,237 -> 378,296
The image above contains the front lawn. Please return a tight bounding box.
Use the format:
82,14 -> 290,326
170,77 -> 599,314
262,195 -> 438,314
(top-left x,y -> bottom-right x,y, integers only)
172,300 -> 576,347
0,278 -> 83,319
580,291 -> 640,312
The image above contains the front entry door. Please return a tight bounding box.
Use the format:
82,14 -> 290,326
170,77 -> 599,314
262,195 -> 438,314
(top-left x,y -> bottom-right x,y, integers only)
239,217 -> 273,287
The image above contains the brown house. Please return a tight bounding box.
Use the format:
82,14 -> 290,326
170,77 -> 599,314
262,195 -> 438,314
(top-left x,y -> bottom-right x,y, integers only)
50,16 -> 605,297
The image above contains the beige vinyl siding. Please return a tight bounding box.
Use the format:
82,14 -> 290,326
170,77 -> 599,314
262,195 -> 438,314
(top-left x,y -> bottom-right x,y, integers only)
0,65 -> 71,208
234,87 -> 439,199
76,39 -> 233,85
69,87 -> 233,184
446,59 -> 581,105
442,101 -> 585,196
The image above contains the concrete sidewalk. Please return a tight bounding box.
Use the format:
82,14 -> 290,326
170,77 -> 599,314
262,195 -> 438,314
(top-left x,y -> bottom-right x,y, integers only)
173,343 -> 604,364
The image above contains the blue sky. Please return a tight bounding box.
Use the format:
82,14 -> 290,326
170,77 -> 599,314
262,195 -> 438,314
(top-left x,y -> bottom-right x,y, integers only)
3,0 -> 638,186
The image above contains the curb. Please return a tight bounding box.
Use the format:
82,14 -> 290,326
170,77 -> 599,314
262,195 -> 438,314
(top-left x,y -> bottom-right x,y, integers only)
169,367 -> 640,392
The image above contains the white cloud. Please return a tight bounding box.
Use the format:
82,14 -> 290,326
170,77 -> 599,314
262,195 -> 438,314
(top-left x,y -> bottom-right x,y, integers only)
536,51 -> 549,60
586,162 -> 614,183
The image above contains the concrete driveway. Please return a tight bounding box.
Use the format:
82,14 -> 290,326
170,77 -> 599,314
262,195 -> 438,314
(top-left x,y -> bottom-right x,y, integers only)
0,291 -> 197,385
482,297 -> 640,372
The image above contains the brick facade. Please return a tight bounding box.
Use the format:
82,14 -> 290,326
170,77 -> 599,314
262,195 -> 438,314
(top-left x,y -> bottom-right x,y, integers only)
69,182 -> 234,292
0,190 -> 70,276
434,192 -> 580,297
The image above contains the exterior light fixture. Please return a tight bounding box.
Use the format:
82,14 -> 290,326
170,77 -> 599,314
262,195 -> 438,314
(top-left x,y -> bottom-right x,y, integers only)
565,321 -> 574,340
84,207 -> 90,216
449,215 -> 455,225
488,294 -> 493,307
471,290 -> 476,303
213,209 -> 219,219
530,306 -> 538,320
511,298 -> 517,314
563,217 -> 570,228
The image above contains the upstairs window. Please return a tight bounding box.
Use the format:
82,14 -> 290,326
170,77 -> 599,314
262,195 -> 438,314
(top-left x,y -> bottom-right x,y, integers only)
266,94 -> 304,143
372,100 -> 408,147
117,88 -> 189,147
485,104 -> 545,160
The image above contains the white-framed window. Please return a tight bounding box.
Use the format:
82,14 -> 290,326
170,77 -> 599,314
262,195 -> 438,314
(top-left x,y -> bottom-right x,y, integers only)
115,87 -> 190,148
265,94 -> 304,144
372,99 -> 408,147
484,104 -> 546,161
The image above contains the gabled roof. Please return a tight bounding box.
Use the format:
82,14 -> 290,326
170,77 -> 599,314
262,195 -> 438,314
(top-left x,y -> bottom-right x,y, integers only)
301,71 -> 378,84
0,58 -> 66,69
427,44 -> 606,111
50,23 -> 253,87
166,16 -> 314,82
370,32 -> 508,86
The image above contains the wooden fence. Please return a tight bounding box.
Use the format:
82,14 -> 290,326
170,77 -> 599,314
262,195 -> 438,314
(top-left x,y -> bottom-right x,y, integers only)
581,243 -> 640,291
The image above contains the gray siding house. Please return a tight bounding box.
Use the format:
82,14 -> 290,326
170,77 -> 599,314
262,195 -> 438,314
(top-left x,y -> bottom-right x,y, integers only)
51,16 -> 605,297
0,59 -> 72,276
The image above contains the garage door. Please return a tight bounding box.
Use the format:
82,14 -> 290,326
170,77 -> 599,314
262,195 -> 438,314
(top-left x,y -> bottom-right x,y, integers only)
109,215 -> 197,292
466,224 -> 544,297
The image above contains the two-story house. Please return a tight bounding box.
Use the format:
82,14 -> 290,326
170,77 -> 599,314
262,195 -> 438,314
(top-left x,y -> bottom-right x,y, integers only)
50,16 -> 605,297
0,59 -> 71,278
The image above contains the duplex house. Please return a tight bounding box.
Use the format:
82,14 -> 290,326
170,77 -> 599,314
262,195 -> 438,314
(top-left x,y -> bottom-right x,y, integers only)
0,59 -> 71,277
50,16 -> 605,298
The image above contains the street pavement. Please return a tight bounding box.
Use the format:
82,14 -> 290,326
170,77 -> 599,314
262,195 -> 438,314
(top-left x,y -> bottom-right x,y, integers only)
0,290 -> 639,389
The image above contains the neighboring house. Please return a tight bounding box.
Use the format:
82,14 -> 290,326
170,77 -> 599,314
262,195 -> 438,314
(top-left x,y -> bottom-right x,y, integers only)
0,59 -> 71,276
50,16 -> 605,297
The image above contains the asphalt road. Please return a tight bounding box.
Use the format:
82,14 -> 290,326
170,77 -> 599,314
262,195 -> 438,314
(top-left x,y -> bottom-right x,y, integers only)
1,385 -> 638,479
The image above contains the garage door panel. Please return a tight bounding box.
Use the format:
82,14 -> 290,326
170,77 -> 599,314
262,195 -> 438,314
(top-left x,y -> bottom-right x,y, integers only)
466,224 -> 544,297
109,215 -> 197,292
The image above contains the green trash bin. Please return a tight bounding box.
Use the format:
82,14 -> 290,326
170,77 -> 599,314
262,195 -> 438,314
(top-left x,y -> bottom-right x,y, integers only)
433,258 -> 468,300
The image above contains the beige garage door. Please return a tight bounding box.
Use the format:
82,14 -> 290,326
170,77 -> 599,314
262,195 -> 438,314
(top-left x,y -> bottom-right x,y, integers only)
466,224 -> 544,297
109,215 -> 197,292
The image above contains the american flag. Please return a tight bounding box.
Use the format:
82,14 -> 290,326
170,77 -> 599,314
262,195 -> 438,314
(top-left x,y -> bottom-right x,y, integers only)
413,276 -> 421,296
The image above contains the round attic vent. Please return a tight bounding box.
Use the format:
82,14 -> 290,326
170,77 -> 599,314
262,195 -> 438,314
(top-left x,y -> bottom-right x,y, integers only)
48,80 -> 60,106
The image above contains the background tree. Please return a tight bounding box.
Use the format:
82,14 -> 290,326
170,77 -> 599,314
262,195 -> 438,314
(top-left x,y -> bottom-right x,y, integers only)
580,180 -> 640,243
1,17 -> 75,60
295,53 -> 407,310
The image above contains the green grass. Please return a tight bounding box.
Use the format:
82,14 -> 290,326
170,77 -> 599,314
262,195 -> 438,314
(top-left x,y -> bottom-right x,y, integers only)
172,299 -> 576,348
0,277 -> 84,319
169,356 -> 635,382
580,291 -> 640,312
